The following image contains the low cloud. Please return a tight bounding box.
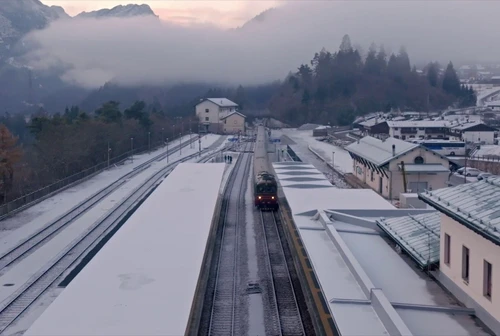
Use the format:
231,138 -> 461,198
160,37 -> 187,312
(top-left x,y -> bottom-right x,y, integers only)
23,1 -> 500,89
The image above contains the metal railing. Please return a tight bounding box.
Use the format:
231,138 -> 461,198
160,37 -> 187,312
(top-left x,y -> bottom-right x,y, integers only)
0,140 -> 174,219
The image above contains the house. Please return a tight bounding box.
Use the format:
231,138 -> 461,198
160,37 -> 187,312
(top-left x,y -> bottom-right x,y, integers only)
346,136 -> 451,199
358,118 -> 389,136
448,121 -> 497,145
386,120 -> 450,140
195,98 -> 239,133
221,112 -> 246,134
419,179 -> 500,335
312,125 -> 330,137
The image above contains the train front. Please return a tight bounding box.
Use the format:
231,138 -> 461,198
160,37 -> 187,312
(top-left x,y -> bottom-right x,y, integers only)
255,173 -> 278,210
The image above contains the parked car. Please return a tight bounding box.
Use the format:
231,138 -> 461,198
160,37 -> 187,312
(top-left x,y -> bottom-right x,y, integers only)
461,168 -> 481,177
477,173 -> 493,181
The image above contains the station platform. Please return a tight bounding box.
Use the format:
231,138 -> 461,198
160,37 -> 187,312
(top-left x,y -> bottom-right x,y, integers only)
273,161 -> 491,336
24,163 -> 226,336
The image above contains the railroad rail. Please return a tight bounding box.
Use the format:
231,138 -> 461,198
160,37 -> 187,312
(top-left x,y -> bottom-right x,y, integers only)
0,148 -> 216,333
207,145 -> 251,336
260,210 -> 305,336
0,137 -> 204,275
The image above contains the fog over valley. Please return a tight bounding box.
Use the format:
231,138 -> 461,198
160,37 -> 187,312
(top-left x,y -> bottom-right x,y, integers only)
22,0 -> 500,89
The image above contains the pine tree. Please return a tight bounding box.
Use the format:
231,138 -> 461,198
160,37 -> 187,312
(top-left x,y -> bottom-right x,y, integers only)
339,34 -> 353,52
442,62 -> 461,96
363,43 -> 379,75
376,45 -> 387,74
426,62 -> 438,87
397,46 -> 411,73
0,124 -> 23,202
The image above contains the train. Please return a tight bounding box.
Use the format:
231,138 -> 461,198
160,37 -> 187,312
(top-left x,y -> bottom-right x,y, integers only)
253,125 -> 279,211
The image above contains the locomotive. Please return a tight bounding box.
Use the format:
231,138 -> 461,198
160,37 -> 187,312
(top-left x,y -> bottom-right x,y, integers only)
253,125 -> 278,210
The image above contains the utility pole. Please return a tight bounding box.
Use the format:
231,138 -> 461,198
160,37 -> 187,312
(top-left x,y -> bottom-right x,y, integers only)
166,138 -> 169,163
161,128 -> 164,147
179,133 -> 182,155
148,131 -> 151,153
332,151 -> 335,177
199,137 -> 201,157
131,137 -> 134,163
107,142 -> 111,168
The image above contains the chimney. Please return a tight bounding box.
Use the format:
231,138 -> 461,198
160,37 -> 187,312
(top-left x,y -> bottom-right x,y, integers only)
392,144 -> 396,156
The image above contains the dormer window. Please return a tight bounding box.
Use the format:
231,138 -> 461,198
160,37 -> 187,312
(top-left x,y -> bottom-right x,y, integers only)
414,156 -> 424,164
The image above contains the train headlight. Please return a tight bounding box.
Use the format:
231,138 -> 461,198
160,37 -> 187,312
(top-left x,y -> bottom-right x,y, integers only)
271,196 -> 275,200
258,196 -> 262,200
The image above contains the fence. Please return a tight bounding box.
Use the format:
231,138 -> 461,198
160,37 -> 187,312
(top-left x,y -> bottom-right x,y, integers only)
0,138 -> 180,219
465,155 -> 500,175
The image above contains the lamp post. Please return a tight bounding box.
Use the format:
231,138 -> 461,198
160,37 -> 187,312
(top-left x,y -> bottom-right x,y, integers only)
130,137 -> 134,163
166,138 -> 169,163
148,131 -> 151,153
107,142 -> 111,168
179,133 -> 182,155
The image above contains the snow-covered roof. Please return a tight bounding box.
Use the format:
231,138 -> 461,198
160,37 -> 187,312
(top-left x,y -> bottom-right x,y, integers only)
398,163 -> 450,173
448,121 -> 496,131
359,118 -> 387,127
377,212 -> 441,268
25,163 -> 226,336
204,98 -> 238,107
220,111 -> 246,120
273,161 -> 486,335
419,178 -> 500,246
327,210 -> 486,336
345,136 -> 419,166
386,120 -> 450,128
314,125 -> 332,130
273,162 -> 393,213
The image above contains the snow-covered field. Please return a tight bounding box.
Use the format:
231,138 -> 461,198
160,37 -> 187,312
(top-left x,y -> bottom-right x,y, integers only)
0,134 -> 222,245
280,129 -> 353,174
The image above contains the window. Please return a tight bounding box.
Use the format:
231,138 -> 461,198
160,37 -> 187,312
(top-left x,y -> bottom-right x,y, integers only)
484,260 -> 492,299
205,108 -> 209,113
205,117 -> 209,121
462,246 -> 470,283
414,156 -> 424,164
444,234 -> 450,265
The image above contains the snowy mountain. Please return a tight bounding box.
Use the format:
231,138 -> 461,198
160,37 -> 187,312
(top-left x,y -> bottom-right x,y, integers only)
0,0 -> 69,59
76,4 -> 158,19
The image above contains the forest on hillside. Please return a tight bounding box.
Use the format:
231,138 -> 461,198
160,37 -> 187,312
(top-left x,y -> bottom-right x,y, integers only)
269,35 -> 476,126
0,102 -> 189,205
0,34 -> 477,206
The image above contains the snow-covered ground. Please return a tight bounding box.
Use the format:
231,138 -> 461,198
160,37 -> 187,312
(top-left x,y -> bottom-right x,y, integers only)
280,129 -> 353,174
0,134 -> 223,249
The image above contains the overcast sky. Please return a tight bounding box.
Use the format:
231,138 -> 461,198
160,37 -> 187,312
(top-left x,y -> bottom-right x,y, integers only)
42,0 -> 280,27
29,1 -> 500,89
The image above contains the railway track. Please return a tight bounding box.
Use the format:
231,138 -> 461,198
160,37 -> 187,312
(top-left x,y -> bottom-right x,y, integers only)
0,136 -> 201,275
260,210 -> 305,336
207,145 -> 251,336
0,148 -> 217,333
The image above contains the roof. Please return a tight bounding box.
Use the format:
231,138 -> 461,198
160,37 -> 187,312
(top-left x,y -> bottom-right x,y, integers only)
376,212 -> 441,268
399,163 -> 450,173
25,163 -> 226,336
386,120 -> 450,128
449,121 -> 496,132
419,177 -> 500,246
273,162 -> 394,213
359,118 -> 387,127
206,98 -> 238,107
220,111 -> 246,120
345,136 -> 419,166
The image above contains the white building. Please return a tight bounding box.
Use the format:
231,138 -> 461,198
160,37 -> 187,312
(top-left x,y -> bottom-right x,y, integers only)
195,98 -> 240,134
386,120 -> 450,140
448,121 -> 497,145
221,112 -> 246,134
346,136 -> 451,199
420,179 -> 500,335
